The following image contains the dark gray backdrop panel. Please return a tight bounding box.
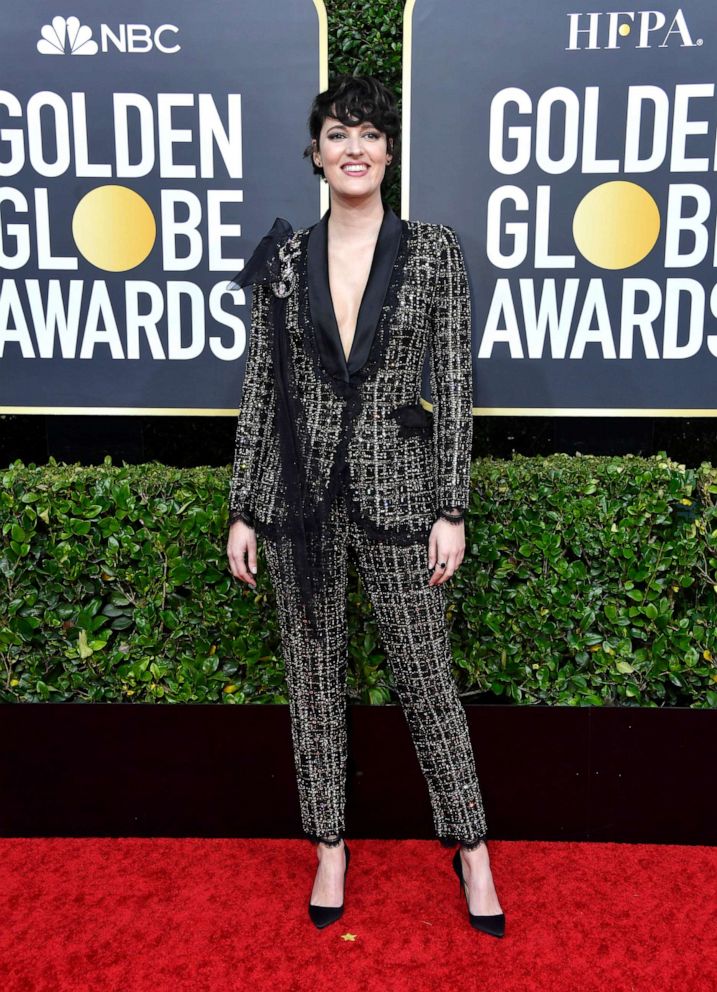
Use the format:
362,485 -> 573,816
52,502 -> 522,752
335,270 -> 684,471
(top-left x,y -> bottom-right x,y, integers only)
408,0 -> 717,412
0,1 -> 322,411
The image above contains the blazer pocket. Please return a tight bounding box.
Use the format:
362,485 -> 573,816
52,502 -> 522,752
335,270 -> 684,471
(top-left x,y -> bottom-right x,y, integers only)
389,402 -> 434,438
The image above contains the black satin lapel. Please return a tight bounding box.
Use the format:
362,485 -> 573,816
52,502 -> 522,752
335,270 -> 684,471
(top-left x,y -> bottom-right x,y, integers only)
347,205 -> 403,376
307,211 -> 348,382
307,203 -> 404,383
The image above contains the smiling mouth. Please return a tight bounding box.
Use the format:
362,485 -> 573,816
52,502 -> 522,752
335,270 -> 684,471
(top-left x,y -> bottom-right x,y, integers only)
342,164 -> 369,175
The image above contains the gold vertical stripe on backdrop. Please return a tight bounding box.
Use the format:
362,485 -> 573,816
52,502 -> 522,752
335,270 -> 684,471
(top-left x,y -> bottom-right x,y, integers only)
315,1 -> 330,217
4,406 -> 717,417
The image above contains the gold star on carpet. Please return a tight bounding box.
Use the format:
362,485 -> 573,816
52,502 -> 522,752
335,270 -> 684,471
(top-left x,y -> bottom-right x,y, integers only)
340,932 -> 357,941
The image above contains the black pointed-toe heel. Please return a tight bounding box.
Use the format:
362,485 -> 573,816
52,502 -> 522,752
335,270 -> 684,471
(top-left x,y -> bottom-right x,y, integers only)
308,841 -> 351,929
452,846 -> 505,938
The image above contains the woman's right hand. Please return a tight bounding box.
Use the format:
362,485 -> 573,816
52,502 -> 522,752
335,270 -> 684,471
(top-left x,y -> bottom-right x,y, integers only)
227,520 -> 258,587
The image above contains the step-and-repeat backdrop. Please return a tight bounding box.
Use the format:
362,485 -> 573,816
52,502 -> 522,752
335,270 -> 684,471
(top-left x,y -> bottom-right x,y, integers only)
0,1 -> 325,413
406,0 -> 717,413
5,1 -> 715,416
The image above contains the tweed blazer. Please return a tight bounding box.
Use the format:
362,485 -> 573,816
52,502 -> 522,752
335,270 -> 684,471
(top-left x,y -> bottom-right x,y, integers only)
227,201 -> 473,546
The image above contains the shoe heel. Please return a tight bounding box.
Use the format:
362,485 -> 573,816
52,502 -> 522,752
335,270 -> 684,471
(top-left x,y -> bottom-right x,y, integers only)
452,846 -> 506,939
308,840 -> 350,930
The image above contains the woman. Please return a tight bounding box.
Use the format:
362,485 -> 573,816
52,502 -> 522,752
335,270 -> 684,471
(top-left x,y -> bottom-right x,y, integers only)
226,75 -> 505,936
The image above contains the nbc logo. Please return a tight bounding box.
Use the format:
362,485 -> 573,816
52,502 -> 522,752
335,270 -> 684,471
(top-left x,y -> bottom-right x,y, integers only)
36,15 -> 180,55
37,15 -> 98,55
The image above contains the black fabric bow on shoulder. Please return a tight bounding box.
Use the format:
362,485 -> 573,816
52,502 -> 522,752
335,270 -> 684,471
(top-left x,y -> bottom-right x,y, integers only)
226,217 -> 294,291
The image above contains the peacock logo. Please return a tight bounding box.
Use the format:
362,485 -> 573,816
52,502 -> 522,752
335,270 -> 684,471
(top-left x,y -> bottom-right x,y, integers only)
37,15 -> 98,55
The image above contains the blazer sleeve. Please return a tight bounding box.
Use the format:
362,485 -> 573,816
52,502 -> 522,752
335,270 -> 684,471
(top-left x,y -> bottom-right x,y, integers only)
228,282 -> 274,528
427,225 -> 474,515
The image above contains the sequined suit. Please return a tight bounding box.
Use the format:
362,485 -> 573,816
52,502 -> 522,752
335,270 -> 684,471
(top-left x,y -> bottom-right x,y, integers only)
228,201 -> 488,848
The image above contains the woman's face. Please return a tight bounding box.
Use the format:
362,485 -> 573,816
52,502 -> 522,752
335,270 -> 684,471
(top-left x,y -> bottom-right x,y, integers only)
313,114 -> 392,199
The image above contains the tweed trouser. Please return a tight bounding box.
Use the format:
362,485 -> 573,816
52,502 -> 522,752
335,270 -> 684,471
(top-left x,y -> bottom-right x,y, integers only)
262,491 -> 488,849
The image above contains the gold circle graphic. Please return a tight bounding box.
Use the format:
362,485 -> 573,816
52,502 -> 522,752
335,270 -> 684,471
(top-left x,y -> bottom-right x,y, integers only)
572,181 -> 660,270
618,23 -> 631,36
72,185 -> 156,271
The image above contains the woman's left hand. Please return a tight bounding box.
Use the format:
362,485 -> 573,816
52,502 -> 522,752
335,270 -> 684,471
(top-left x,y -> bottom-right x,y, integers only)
427,518 -> 465,586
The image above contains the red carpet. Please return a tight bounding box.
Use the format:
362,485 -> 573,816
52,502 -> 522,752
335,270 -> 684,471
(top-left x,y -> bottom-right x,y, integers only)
0,839 -> 714,992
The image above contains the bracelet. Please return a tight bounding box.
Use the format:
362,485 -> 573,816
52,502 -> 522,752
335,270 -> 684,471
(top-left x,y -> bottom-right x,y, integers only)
438,508 -> 465,524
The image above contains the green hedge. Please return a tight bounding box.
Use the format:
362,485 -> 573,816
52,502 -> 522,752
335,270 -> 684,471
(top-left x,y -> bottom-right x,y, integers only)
2,454 -> 716,707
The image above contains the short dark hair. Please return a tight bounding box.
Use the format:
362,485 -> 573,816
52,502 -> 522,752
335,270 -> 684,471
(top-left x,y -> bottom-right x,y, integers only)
303,74 -> 401,183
